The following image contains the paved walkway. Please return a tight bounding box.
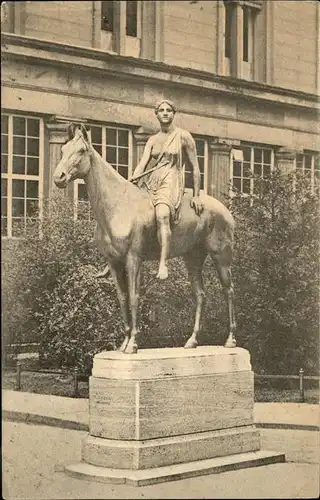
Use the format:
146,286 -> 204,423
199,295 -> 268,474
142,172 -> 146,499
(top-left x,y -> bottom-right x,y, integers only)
2,421 -> 320,499
2,390 -> 319,432
2,390 -> 319,498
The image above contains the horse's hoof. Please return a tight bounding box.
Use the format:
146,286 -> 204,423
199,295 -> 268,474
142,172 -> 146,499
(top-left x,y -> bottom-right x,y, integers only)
124,343 -> 138,354
224,339 -> 236,348
156,265 -> 168,280
118,337 -> 129,352
184,339 -> 198,349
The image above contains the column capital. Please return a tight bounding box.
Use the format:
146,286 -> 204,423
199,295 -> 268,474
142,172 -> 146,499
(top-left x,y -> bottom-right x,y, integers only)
209,139 -> 233,155
46,116 -> 87,142
133,126 -> 153,145
275,147 -> 296,162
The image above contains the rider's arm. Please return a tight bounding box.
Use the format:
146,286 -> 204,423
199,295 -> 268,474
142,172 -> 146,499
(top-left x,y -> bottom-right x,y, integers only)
182,131 -> 204,215
131,137 -> 153,180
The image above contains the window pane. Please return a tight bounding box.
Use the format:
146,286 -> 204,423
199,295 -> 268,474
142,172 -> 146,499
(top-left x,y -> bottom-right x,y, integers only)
13,156 -> 26,174
263,149 -> 271,165
243,6 -> 249,62
118,148 -> 128,165
233,178 -> 241,192
185,172 -> 193,189
198,157 -> 204,173
1,217 -> 7,236
126,0 -> 137,37
1,154 -> 8,173
26,199 -> 39,216
101,0 -> 114,31
264,165 -> 271,177
26,180 -> 38,198
78,184 -> 88,201
1,135 -> 8,154
254,149 -> 262,163
195,139 -> 205,156
118,166 -> 129,179
12,199 -> 25,216
1,197 -> 7,216
12,179 -> 25,197
106,128 -> 117,145
27,119 -> 39,137
233,161 -> 241,177
27,138 -> 39,156
106,147 -> 117,164
91,126 -> 102,144
118,129 -> 129,147
200,174 -> 204,190
1,179 -> 7,196
1,115 -> 8,134
254,164 -> 262,176
225,3 -> 232,58
11,218 -> 25,237
13,137 -> 25,155
13,116 -> 26,136
94,145 -> 102,156
304,155 -> 312,169
27,157 -> 39,175
243,179 -> 250,194
243,162 -> 251,177
243,147 -> 251,162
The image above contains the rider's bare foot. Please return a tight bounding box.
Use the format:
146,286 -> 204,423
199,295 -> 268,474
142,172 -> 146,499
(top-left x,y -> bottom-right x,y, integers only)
156,265 -> 168,280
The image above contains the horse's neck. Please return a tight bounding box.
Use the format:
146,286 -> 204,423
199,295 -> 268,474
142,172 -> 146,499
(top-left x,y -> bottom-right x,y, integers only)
84,150 -> 127,223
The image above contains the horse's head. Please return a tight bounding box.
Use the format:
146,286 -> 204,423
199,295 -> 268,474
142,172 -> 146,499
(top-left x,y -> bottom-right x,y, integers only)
53,123 -> 92,188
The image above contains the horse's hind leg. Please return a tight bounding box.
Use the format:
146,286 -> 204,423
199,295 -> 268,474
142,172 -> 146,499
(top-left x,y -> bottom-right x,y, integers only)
183,248 -> 207,349
124,253 -> 142,354
212,251 -> 236,348
108,262 -> 130,352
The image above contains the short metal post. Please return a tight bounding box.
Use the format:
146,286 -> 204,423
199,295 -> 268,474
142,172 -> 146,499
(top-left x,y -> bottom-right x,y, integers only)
73,367 -> 79,398
299,368 -> 304,403
16,361 -> 21,391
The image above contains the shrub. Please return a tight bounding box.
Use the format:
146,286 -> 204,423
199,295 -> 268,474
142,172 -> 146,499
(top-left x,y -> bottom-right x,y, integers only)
229,169 -> 319,374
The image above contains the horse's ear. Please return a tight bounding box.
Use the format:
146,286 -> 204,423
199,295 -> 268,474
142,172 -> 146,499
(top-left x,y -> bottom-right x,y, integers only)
80,124 -> 92,146
67,123 -> 77,141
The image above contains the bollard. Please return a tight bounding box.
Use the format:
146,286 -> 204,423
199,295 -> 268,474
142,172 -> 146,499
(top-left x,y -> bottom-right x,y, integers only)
73,367 -> 79,398
16,361 -> 21,391
299,368 -> 304,403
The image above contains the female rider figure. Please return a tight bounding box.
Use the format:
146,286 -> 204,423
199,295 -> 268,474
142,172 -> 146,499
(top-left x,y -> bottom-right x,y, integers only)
131,100 -> 203,279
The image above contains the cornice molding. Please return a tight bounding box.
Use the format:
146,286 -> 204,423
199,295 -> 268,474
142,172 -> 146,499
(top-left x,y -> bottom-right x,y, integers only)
1,33 -> 318,113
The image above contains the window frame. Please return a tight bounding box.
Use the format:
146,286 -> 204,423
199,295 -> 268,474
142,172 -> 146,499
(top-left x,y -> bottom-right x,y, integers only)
295,152 -> 318,194
229,143 -> 275,199
1,113 -> 44,239
73,123 -> 133,221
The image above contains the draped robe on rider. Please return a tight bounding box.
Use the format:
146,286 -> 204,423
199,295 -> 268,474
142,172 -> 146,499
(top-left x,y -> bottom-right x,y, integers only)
140,128 -> 184,225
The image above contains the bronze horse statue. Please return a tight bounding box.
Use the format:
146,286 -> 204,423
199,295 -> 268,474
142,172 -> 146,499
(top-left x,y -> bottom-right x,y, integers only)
53,124 -> 236,354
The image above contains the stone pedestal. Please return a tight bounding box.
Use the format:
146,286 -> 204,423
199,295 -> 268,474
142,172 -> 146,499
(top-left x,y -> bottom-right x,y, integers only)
65,347 -> 284,485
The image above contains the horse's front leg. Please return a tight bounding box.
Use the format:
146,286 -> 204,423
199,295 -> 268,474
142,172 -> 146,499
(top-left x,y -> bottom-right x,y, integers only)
124,253 -> 142,354
183,249 -> 207,348
108,261 -> 131,352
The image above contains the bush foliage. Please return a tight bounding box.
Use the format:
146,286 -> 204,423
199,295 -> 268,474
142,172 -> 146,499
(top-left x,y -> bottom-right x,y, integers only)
2,169 -> 319,374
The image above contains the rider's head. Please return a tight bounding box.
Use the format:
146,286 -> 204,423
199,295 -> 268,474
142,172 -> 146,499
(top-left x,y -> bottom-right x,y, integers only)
154,100 -> 177,115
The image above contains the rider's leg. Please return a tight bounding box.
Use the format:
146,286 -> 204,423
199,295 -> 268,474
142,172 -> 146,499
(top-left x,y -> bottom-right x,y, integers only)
155,203 -> 171,280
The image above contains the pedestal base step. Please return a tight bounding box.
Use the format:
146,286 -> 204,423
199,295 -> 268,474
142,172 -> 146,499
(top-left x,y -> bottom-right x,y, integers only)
65,450 -> 285,487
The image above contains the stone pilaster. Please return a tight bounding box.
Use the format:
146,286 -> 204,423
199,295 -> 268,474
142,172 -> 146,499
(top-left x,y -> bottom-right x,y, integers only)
275,147 -> 296,174
209,139 -> 233,201
133,126 -> 153,168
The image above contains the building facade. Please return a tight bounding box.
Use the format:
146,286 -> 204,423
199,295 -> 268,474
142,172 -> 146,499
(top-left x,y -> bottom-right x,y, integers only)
1,0 -> 319,237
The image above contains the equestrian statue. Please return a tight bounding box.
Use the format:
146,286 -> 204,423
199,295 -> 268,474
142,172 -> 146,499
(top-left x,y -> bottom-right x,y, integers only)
53,100 -> 236,354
